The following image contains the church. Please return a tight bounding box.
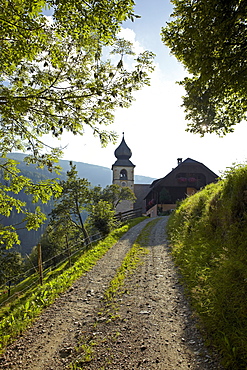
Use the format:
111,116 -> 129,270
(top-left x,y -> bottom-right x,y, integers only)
112,135 -> 218,216
111,134 -> 153,214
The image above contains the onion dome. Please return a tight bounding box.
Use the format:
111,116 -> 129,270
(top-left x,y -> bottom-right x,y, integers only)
112,133 -> 135,168
114,134 -> 132,159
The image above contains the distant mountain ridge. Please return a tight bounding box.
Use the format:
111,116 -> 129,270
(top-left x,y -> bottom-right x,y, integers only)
8,153 -> 155,186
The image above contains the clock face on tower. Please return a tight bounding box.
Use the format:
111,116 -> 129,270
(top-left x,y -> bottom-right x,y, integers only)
121,181 -> 126,187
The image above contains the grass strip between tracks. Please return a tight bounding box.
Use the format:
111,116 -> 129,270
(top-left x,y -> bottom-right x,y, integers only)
104,217 -> 160,302
70,217 -> 161,368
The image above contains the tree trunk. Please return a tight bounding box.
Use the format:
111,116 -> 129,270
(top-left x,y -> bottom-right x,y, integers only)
76,201 -> 90,246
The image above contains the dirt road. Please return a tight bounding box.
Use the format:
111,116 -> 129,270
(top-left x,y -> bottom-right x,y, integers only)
0,217 -> 222,369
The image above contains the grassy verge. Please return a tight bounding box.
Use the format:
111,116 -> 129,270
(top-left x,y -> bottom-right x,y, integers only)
0,217 -> 146,353
167,164 -> 247,369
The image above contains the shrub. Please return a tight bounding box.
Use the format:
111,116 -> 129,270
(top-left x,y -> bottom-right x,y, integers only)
88,200 -> 116,237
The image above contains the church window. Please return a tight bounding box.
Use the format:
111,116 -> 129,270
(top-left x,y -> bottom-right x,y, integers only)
120,169 -> 127,179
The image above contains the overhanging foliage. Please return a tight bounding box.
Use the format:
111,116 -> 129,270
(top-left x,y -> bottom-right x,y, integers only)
0,0 -> 155,249
161,0 -> 247,135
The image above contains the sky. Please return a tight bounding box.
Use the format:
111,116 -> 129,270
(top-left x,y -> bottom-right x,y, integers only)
52,0 -> 247,180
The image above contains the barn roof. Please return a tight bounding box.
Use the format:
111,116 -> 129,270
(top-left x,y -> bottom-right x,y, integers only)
145,158 -> 218,199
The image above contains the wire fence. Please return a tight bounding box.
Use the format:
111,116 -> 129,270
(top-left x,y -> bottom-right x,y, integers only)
0,231 -> 102,307
0,208 -> 143,308
0,277 -> 41,308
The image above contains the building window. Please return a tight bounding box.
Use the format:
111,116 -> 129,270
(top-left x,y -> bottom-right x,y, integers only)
120,169 -> 127,179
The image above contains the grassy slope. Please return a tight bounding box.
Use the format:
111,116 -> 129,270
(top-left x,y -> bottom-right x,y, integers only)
167,165 -> 247,369
0,217 -> 146,353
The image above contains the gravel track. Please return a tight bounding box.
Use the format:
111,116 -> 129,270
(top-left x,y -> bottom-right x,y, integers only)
0,217 -> 223,369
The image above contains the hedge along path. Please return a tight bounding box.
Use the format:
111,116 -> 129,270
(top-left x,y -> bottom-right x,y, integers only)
0,218 -> 152,369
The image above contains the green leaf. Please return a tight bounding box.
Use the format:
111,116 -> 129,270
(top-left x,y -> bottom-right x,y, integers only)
161,0 -> 247,134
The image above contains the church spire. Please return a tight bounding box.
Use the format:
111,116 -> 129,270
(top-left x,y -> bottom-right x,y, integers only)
114,132 -> 132,160
111,134 -> 135,211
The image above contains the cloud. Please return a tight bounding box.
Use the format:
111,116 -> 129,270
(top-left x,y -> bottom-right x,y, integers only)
44,15 -> 54,25
118,27 -> 145,55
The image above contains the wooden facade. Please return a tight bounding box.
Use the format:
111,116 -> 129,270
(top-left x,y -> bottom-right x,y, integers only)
145,158 -> 218,213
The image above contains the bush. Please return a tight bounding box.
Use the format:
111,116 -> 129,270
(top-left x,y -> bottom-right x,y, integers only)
88,200 -> 116,237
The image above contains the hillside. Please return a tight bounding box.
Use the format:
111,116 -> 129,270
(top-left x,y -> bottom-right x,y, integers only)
8,153 -> 155,187
167,163 -> 247,368
2,153 -> 155,254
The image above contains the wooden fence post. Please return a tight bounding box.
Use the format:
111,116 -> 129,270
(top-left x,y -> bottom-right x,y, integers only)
37,243 -> 43,286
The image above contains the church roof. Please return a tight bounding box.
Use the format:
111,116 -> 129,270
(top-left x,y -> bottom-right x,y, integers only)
114,134 -> 132,159
112,134 -> 135,168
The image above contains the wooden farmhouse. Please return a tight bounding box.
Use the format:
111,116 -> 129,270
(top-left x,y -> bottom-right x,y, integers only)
144,158 -> 218,217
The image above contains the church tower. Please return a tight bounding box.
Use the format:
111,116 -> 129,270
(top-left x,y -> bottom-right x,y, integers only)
112,133 -> 135,211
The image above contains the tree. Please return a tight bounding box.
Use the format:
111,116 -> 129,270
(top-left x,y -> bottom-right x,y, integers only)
86,184 -> 136,237
26,221 -> 77,271
0,0 -> 155,249
88,200 -> 116,237
101,184 -> 136,208
46,178 -> 136,249
49,163 -> 91,246
1,0 -> 155,156
161,0 -> 247,136
0,159 -> 61,249
0,251 -> 23,294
